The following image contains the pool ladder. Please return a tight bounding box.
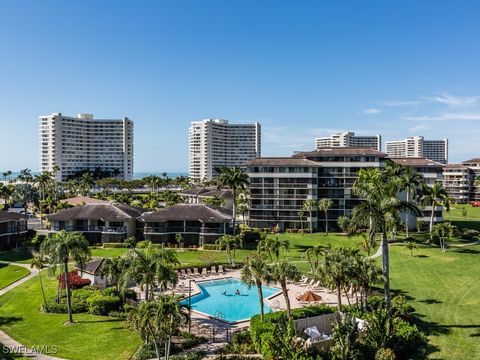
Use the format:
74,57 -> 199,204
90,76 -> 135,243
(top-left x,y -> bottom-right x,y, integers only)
214,310 -> 226,320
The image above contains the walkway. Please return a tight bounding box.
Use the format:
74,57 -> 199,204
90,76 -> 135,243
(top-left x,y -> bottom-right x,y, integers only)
0,260 -> 64,360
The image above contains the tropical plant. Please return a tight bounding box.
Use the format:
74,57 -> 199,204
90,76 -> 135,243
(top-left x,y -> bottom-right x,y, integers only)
12,183 -> 37,214
297,210 -> 305,234
405,242 -> 418,256
432,222 -> 458,251
357,232 -> 376,256
420,182 -> 451,234
101,256 -> 127,291
350,168 -> 421,311
302,199 -> 318,234
30,252 -> 47,309
337,215 -> 350,233
126,295 -> 188,360
353,255 -> 384,311
318,198 -> 333,235
2,170 -> 12,182
257,236 -> 290,262
241,252 -> 271,321
270,261 -> 301,317
175,233 -> 184,250
330,314 -> 360,360
215,234 -> 243,266
217,167 -> 249,234
122,243 -> 179,301
398,167 -> 425,236
40,231 -> 91,323
305,245 -> 328,276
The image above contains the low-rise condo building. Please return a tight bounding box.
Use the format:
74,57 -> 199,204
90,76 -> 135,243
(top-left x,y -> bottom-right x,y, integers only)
443,164 -> 472,203
0,211 -> 28,248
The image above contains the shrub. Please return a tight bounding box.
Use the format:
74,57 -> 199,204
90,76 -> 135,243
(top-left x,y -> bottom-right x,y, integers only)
87,292 -> 122,316
202,244 -> 218,250
460,228 -> 479,240
179,332 -> 208,349
391,318 -> 427,359
71,287 -> 97,308
108,310 -> 127,319
58,270 -> 91,290
222,331 -> 256,355
44,298 -> 88,313
102,242 -> 125,248
375,348 -> 395,360
123,288 -> 138,301
241,229 -> 262,243
133,344 -> 157,360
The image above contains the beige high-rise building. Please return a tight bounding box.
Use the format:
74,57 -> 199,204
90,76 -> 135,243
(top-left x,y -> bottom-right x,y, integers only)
386,136 -> 448,164
315,132 -> 381,151
39,113 -> 134,182
189,119 -> 261,181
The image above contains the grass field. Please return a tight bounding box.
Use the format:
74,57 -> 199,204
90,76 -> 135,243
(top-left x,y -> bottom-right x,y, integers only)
0,264 -> 30,290
0,271 -> 142,360
0,248 -> 33,264
443,204 -> 480,231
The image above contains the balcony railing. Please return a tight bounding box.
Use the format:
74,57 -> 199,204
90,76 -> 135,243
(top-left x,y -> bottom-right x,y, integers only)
0,225 -> 27,235
144,226 -> 225,234
52,225 -> 127,233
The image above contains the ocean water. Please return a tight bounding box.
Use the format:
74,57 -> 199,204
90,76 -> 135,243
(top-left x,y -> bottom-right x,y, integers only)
1,171 -> 188,180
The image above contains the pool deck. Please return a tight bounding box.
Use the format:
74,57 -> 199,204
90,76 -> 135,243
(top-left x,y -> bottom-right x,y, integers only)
172,269 -> 349,329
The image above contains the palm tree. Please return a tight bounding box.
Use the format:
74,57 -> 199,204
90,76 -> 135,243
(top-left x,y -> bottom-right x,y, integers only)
79,172 -> 95,196
241,252 -> 270,321
217,167 -> 249,235
257,236 -> 290,262
101,257 -> 126,291
302,199 -> 318,234
353,256 -> 384,310
40,231 -> 91,324
305,245 -> 327,275
318,198 -> 333,235
123,244 -> 178,301
215,234 -> 243,266
34,171 -> 54,228
421,182 -> 451,234
17,168 -> 33,183
297,210 -> 304,233
30,252 -> 48,309
350,170 -> 422,311
126,295 -> 188,360
317,247 -> 353,311
2,171 -> 12,182
399,167 -> 424,236
405,242 -> 418,256
357,232 -> 376,256
270,261 -> 301,318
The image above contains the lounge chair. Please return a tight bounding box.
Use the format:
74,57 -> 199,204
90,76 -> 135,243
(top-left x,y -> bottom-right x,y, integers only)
218,265 -> 225,274
201,267 -> 208,276
186,268 -> 193,276
210,265 -> 217,275
193,268 -> 200,276
180,269 -> 187,277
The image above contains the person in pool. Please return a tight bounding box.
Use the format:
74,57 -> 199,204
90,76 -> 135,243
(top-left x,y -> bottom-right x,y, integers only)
235,289 -> 240,295
222,290 -> 227,295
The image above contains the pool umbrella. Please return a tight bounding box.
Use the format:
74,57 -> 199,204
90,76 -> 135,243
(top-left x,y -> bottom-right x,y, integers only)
297,291 -> 322,302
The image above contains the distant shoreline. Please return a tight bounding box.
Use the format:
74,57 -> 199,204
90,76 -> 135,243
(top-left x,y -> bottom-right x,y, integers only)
0,171 -> 189,179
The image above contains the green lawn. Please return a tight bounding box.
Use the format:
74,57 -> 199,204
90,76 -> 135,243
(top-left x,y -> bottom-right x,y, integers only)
0,271 -> 141,360
444,204 -> 480,231
0,264 -> 30,289
389,244 -> 480,359
0,248 -> 33,264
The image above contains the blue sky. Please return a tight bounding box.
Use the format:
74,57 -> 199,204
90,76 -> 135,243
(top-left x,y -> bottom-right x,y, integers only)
1,0 -> 480,172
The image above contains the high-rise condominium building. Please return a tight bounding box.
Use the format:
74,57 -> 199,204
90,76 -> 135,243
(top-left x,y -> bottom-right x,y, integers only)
188,119 -> 261,181
315,132 -> 382,151
39,113 -> 134,182
385,136 -> 448,164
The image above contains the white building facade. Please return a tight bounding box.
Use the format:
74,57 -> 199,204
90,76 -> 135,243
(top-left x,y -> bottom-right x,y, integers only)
189,119 -> 261,181
39,113 -> 134,181
386,136 -> 448,164
315,132 -> 381,151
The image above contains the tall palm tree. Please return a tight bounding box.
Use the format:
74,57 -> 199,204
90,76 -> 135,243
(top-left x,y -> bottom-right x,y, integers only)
241,252 -> 270,321
302,199 -> 318,234
318,198 -> 333,235
2,171 -> 12,182
317,247 -> 353,311
305,245 -> 328,275
215,234 -> 243,266
79,172 -> 95,196
123,244 -> 178,301
353,255 -> 384,311
217,167 -> 249,235
101,256 -> 127,291
126,295 -> 188,360
257,236 -> 290,262
34,171 -> 54,228
297,210 -> 304,233
350,171 -> 421,311
40,231 -> 91,324
30,252 -> 48,309
421,182 -> 451,234
399,167 -> 424,236
270,261 -> 301,318
17,168 -> 33,184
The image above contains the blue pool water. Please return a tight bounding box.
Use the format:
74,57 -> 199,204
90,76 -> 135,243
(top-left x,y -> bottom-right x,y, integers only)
180,278 -> 280,322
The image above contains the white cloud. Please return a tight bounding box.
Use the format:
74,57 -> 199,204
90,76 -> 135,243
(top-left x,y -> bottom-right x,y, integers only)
403,112 -> 480,121
408,124 -> 430,132
429,93 -> 479,107
381,100 -> 420,107
362,108 -> 382,114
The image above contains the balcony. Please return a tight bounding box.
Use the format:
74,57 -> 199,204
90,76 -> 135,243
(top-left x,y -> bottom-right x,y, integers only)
0,224 -> 27,236
144,226 -> 225,234
51,225 -> 127,233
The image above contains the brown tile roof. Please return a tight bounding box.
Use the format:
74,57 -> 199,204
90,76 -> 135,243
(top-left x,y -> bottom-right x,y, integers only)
292,147 -> 388,158
462,158 -> 480,164
242,157 -> 322,166
47,203 -> 146,222
179,187 -> 233,198
139,204 -> 232,223
62,196 -> 109,206
389,157 -> 444,167
443,163 -> 469,169
0,211 -> 27,223
75,258 -> 105,275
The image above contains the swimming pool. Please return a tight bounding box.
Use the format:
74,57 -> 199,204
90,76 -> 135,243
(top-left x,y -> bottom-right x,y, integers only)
181,278 -> 280,323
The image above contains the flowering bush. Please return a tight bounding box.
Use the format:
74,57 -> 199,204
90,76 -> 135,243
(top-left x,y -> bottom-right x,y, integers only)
58,270 -> 91,290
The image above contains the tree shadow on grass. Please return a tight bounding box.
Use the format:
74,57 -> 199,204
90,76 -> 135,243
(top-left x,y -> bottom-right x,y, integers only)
390,288 -> 415,301
452,248 -> 480,255
293,244 -> 330,253
416,254 -> 429,258
0,316 -> 22,326
419,298 -> 443,305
